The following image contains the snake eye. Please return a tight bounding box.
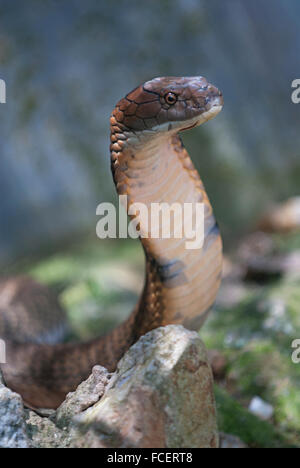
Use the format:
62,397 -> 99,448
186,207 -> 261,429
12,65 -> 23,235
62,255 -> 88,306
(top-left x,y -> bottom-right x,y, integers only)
164,92 -> 177,105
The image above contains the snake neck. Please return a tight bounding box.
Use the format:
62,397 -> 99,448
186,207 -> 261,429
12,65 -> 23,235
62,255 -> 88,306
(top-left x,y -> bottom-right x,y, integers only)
0,111 -> 223,410
110,115 -> 223,334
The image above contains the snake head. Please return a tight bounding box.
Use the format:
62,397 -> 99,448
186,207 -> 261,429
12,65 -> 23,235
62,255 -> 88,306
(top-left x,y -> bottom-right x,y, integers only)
113,76 -> 223,134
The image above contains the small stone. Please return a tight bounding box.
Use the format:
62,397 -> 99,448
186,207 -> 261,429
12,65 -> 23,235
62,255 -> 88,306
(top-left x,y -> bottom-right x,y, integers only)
219,432 -> 247,448
248,397 -> 274,421
0,369 -> 31,448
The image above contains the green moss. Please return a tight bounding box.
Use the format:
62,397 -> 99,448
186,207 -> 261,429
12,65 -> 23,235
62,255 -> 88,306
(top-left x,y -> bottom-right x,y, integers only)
202,244 -> 300,446
215,386 -> 295,448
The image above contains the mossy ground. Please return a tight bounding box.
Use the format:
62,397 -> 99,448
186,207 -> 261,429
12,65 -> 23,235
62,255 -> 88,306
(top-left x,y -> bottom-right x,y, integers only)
8,232 -> 300,448
205,282 -> 300,447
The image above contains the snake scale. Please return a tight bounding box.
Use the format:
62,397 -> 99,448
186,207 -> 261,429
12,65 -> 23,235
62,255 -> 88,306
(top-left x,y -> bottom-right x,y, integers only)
0,76 -> 223,408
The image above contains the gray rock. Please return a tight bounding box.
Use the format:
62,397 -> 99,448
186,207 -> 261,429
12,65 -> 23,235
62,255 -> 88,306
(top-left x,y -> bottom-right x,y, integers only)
248,397 -> 274,421
0,369 -> 31,448
24,366 -> 111,448
26,411 -> 68,449
75,325 -> 218,448
219,432 -> 247,449
0,326 -> 218,448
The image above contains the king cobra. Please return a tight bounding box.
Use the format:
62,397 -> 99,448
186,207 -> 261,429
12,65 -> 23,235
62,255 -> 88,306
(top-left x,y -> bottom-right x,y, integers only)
0,76 -> 223,409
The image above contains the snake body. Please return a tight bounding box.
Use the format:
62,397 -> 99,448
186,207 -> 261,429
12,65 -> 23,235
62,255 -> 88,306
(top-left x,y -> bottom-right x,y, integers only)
0,76 -> 223,408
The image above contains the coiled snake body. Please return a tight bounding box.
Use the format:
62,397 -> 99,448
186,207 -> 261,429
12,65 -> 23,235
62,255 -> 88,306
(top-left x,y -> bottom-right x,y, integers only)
0,77 -> 223,408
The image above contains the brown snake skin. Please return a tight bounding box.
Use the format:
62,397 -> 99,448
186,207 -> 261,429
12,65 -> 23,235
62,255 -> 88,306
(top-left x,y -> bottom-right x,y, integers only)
0,77 -> 223,409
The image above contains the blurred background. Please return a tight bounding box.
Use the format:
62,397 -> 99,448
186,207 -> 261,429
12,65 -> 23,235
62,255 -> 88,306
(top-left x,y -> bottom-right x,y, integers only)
0,0 -> 299,448
1,0 -> 300,260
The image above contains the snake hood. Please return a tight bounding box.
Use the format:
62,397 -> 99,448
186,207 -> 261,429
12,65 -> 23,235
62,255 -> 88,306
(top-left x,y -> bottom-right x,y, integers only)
113,76 -> 223,134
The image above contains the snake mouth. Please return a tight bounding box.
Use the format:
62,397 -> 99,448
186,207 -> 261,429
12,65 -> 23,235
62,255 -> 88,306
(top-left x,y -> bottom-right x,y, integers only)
181,121 -> 199,132
180,102 -> 223,133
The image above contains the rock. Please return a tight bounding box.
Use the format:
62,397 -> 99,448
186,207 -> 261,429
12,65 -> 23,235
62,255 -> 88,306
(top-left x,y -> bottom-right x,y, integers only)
74,325 -> 218,448
0,369 -> 31,448
248,397 -> 274,421
26,411 -> 68,448
55,365 -> 111,430
25,366 -> 111,448
219,432 -> 248,448
0,326 -> 218,448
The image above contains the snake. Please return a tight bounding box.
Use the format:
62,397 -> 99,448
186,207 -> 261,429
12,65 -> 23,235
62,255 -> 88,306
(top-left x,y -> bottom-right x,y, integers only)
0,76 -> 223,409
